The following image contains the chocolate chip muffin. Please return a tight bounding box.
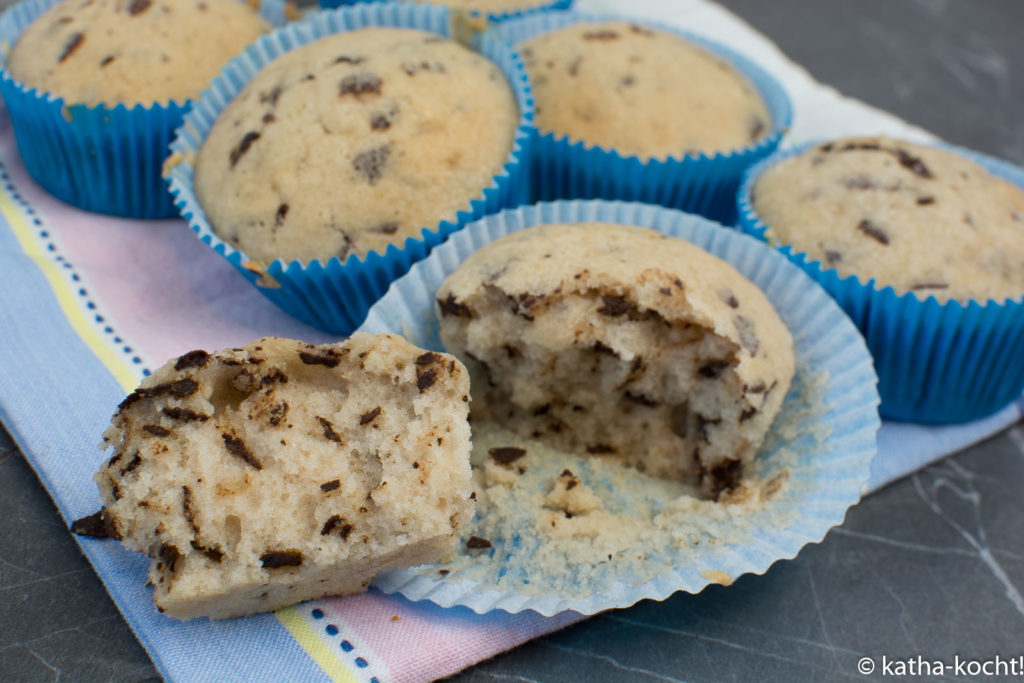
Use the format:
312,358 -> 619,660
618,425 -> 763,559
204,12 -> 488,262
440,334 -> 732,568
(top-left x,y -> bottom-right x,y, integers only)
77,334 -> 473,620
751,136 -> 1024,302
6,0 -> 270,106
436,222 -> 795,499
518,20 -> 770,161
193,27 -> 519,264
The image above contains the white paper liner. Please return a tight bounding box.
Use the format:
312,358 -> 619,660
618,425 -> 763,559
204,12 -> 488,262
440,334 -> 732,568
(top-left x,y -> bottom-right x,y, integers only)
359,199 -> 879,616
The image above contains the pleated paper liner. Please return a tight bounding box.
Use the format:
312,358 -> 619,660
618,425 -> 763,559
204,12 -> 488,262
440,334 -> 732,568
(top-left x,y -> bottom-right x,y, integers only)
495,11 -> 792,225
356,199 -> 879,616
317,0 -> 573,23
0,0 -> 287,219
737,141 -> 1024,424
166,2 -> 534,334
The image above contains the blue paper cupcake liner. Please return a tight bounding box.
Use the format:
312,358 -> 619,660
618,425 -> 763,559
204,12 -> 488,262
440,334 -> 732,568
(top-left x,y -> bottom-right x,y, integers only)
167,2 -> 534,335
357,199 -> 879,616
317,0 -> 573,23
737,141 -> 1024,424
0,0 -> 287,219
495,11 -> 792,225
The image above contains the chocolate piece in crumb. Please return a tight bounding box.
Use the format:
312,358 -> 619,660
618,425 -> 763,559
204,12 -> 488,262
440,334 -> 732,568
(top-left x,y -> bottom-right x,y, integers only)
159,543 -> 182,574
317,416 -> 343,443
359,406 -> 382,425
298,350 -> 340,368
489,446 -> 526,464
334,55 -> 364,65
127,0 -> 152,16
417,368 -> 438,392
71,509 -> 116,539
260,550 -> 303,568
58,32 -> 84,63
586,443 -> 616,454
142,424 -> 170,437
437,293 -> 472,318
856,219 -> 890,245
320,479 -> 341,492
100,55 -> 115,67
274,203 -> 289,227
229,131 -> 260,168
352,145 -> 390,185
583,30 -> 619,41
466,536 -> 492,549
698,359 -> 731,379
174,349 -> 209,371
623,390 -> 658,407
416,352 -> 440,365
705,459 -> 742,499
339,73 -> 382,97
597,295 -> 629,316
370,111 -> 392,130
222,433 -> 262,470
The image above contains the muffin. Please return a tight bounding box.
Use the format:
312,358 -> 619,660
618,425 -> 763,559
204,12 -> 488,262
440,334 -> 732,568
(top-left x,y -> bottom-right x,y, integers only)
7,0 -> 270,107
751,136 -> 1024,303
0,0 -> 279,218
739,137 -> 1024,423
435,222 -> 795,498
519,20 -> 770,160
194,26 -> 519,265
73,334 -> 474,620
497,12 -> 790,222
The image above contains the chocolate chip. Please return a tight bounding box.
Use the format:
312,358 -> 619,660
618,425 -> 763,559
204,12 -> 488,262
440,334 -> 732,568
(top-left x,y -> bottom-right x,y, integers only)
857,219 -> 890,245
466,536 -> 492,549
659,287 -> 671,295
629,24 -> 654,36
320,479 -> 340,492
416,352 -> 441,365
894,148 -> 933,179
267,401 -> 288,426
159,543 -> 182,574
489,446 -> 526,464
586,444 -> 616,454
229,131 -> 260,168
100,55 -> 115,68
260,550 -> 302,568
162,407 -> 208,422
597,295 -> 629,316
339,73 -> 382,96
739,407 -> 757,422
334,55 -> 364,65
373,222 -> 399,234
57,32 -> 84,63
825,250 -> 843,264
191,542 -> 223,563
438,294 -> 472,318
259,85 -> 283,107
275,203 -> 289,227
142,424 -> 170,437
222,433 -> 261,469
401,61 -> 446,76
841,176 -> 875,190
70,509 -> 117,539
734,316 -> 759,355
745,380 -> 767,394
174,350 -> 209,371
910,282 -> 949,290
916,196 -> 936,206
370,112 -> 392,130
583,30 -> 619,40
359,406 -> 382,425
352,145 -> 390,184
317,416 -> 342,443
722,292 -> 739,308
593,341 -> 617,356
260,369 -> 288,388
620,75 -> 636,87
623,391 -> 658,407
417,368 -> 438,392
703,459 -> 742,500
182,486 -> 198,535
127,0 -> 151,15
119,452 -> 141,475
698,360 -> 731,379
696,414 -> 722,442
298,350 -> 340,368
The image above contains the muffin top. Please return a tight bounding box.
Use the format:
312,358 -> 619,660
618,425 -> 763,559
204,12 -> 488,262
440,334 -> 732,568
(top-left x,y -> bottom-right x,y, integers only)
5,0 -> 270,107
194,27 -> 519,264
752,137 -> 1024,303
409,0 -> 549,10
518,20 -> 770,161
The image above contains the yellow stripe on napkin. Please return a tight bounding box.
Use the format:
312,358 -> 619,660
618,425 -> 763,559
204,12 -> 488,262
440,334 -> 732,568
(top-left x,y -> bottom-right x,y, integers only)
276,607 -> 360,683
0,191 -> 138,393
